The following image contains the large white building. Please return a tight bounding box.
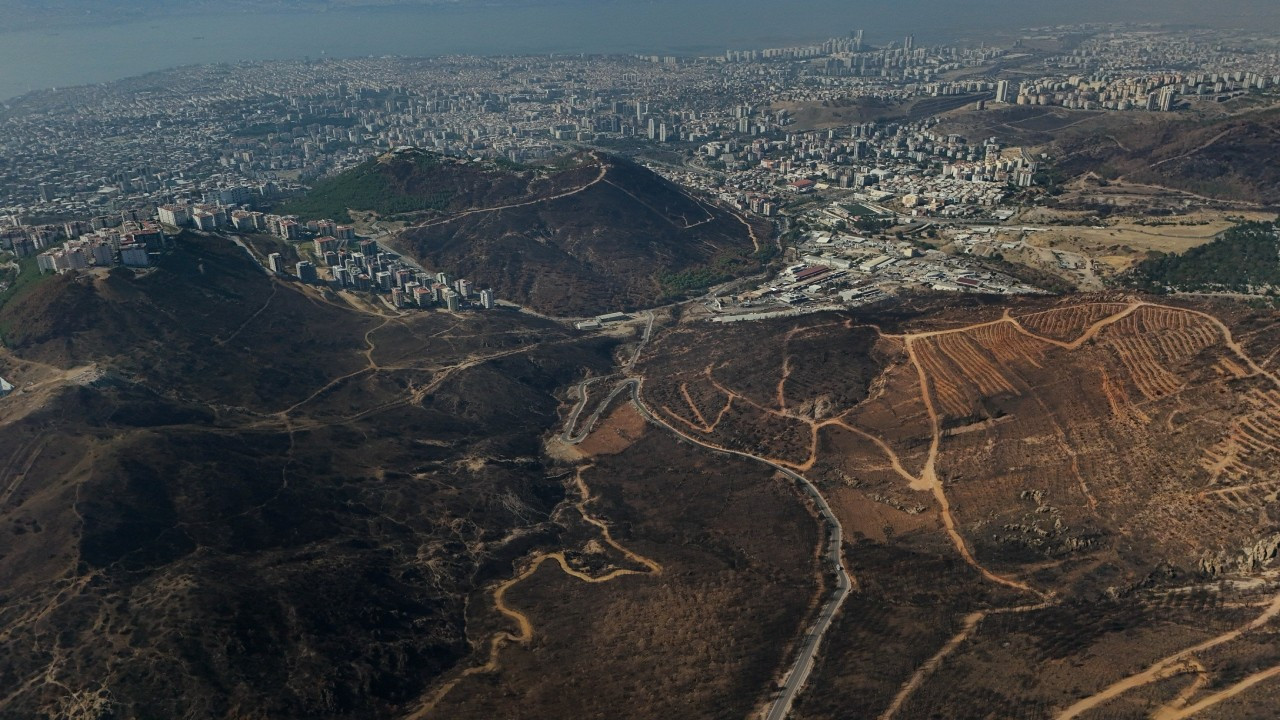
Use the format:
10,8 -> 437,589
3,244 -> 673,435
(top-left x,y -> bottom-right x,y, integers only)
995,80 -> 1014,104
36,246 -> 89,273
158,204 -> 191,227
192,209 -> 219,231
120,244 -> 150,267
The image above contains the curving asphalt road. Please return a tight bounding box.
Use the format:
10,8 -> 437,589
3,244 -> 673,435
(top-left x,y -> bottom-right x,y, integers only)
621,379 -> 854,720
560,311 -> 656,443
556,313 -> 849,720
560,376 -> 627,444
627,311 -> 655,373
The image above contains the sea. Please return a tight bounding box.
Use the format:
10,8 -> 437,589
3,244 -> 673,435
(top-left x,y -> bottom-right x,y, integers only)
0,0 -> 1275,102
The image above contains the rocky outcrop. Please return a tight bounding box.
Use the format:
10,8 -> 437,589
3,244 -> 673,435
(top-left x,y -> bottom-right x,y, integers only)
1199,533 -> 1280,575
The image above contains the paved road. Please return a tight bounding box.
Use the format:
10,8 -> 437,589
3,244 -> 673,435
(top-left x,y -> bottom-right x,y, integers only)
621,379 -> 854,720
560,376 -> 618,443
762,473 -> 851,720
301,208 -> 846,718
559,352 -> 852,720
226,234 -> 273,276
626,311 -> 655,373
561,313 -> 656,442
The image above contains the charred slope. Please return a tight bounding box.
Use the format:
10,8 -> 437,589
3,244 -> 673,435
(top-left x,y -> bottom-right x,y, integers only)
0,233 -> 373,408
0,233 -> 618,719
277,148 -> 593,222
400,154 -> 769,315
1053,107 -> 1280,204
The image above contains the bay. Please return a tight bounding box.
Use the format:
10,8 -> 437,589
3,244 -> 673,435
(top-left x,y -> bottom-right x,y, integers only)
0,0 -> 1273,101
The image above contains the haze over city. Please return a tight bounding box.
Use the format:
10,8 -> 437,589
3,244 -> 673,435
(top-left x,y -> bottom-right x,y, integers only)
3,0 -> 1280,100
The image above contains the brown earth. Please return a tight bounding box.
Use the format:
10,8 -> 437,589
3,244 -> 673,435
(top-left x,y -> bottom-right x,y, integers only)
0,233 -> 623,719
574,401 -> 647,457
10,227 -> 1280,719
424,429 -> 822,720
632,293 -> 1280,718
940,103 -> 1280,207
1050,106 -> 1280,206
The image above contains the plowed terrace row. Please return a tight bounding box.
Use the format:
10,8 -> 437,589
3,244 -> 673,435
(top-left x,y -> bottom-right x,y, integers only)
635,299 -> 1280,718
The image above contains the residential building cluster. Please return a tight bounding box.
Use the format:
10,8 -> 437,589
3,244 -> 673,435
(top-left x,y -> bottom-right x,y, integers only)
1003,72 -> 1274,111
649,116 -> 1037,223
1,25 -> 1273,229
16,214 -> 164,272
1013,29 -> 1280,110
272,235 -> 495,312
10,195 -> 499,316
0,26 -> 1187,221
1,24 -> 1276,313
155,199 -> 360,245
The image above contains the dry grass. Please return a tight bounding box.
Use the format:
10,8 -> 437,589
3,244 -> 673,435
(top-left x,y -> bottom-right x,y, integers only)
575,402 -> 647,457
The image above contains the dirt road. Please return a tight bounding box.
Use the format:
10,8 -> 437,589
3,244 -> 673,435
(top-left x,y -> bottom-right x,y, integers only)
624,379 -> 854,720
1055,591 -> 1280,719
409,153 -> 609,231
405,464 -> 660,719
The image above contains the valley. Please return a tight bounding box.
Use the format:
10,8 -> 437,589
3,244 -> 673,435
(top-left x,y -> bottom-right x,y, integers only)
380,285 -> 1280,719
7,57 -> 1280,720
6,198 -> 1280,720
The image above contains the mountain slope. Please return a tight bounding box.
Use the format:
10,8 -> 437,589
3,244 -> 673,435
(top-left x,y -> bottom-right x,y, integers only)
0,233 -> 619,718
282,147 -> 770,315
1052,106 -> 1280,204
278,149 -> 559,222
397,152 -> 771,315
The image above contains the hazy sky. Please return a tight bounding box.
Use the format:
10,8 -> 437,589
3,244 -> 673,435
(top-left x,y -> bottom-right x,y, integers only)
2,0 -> 1279,28
1,0 -> 1278,101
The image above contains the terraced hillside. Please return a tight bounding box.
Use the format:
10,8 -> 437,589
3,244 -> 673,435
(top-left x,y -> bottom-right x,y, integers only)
626,295 -> 1280,719
10,228 -> 1280,720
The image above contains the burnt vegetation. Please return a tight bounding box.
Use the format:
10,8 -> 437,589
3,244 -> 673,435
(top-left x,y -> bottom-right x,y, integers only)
1053,106 -> 1280,204
0,233 -> 624,719
288,148 -> 770,315
7,221 -> 1280,720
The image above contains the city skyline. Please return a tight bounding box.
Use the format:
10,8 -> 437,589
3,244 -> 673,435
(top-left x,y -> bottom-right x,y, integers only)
5,0 -> 1280,101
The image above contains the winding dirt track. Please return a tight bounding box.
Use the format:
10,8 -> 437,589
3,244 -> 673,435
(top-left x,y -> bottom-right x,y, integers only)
895,301 -> 1280,719
1151,658 -> 1209,720
730,206 -> 764,253
406,465 -> 661,719
408,153 -> 609,231
675,305 -> 1152,602
892,305 -> 1137,594
1155,663 -> 1280,720
645,299 -> 1280,718
879,601 -> 1053,720
904,334 -> 1044,597
1148,128 -> 1235,170
1055,592 -> 1280,720
400,298 -> 1280,720
879,610 -> 987,720
622,379 -> 853,720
